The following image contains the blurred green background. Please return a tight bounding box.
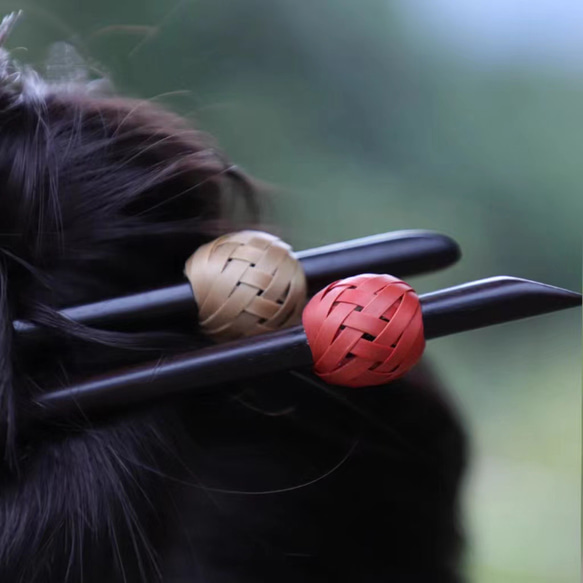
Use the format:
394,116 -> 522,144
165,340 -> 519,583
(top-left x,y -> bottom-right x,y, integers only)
6,0 -> 582,580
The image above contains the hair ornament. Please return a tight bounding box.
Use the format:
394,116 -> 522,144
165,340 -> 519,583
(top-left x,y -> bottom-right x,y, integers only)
185,231 -> 307,341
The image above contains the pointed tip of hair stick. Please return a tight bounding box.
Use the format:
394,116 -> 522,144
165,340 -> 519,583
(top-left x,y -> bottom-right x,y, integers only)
421,276 -> 581,339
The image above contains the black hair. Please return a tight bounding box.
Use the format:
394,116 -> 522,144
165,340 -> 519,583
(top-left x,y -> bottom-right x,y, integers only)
0,51 -> 467,582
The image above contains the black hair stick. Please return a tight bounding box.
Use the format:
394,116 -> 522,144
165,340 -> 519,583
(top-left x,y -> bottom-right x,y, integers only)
35,277 -> 581,420
15,230 -> 460,341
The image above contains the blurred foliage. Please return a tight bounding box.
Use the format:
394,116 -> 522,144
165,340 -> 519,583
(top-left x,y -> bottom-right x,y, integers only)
4,0 -> 582,581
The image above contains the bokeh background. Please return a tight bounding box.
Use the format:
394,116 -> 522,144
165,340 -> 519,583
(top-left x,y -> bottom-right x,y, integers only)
5,0 -> 582,581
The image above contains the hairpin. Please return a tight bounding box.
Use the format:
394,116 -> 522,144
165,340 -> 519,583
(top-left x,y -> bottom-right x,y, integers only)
35,274 -> 581,421
16,229 -> 460,342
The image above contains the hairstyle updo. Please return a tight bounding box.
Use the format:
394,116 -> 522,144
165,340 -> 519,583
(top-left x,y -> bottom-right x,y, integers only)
0,39 -> 467,583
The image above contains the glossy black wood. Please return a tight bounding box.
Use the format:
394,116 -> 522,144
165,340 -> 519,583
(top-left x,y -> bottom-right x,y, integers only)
422,276 -> 582,338
34,276 -> 581,420
14,230 -> 460,341
299,229 -> 460,291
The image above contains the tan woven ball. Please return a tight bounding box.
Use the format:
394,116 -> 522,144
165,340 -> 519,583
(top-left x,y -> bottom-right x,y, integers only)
184,231 -> 307,342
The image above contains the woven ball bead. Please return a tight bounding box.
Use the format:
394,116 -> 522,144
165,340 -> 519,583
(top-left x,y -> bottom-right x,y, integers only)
302,274 -> 425,388
184,231 -> 307,342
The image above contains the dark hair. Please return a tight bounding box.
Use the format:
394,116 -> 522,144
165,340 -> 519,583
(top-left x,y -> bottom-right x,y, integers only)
0,61 -> 467,582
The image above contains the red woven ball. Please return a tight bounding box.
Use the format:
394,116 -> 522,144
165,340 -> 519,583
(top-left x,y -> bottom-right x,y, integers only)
302,274 -> 425,387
